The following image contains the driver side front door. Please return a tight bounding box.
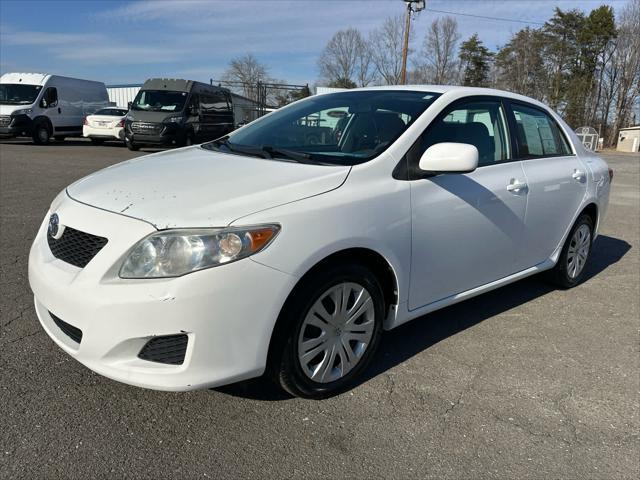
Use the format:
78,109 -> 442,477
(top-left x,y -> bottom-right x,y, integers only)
408,97 -> 529,310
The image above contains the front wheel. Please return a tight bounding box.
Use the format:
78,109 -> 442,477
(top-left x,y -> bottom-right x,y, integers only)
546,214 -> 594,288
270,264 -> 384,399
32,121 -> 51,145
125,137 -> 139,151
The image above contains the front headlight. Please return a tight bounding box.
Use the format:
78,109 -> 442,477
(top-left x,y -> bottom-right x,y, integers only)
119,224 -> 280,279
13,108 -> 32,116
165,116 -> 183,123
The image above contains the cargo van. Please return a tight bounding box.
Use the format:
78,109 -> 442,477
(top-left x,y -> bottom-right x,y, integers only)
124,78 -> 234,150
0,73 -> 110,144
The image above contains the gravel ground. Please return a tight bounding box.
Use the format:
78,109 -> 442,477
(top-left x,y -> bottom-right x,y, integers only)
1,138 -> 638,479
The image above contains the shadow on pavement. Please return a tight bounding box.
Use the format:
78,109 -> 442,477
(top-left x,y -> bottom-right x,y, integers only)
219,236 -> 630,401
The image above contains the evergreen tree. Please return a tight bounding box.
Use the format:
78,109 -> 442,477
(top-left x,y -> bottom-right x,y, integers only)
458,34 -> 493,87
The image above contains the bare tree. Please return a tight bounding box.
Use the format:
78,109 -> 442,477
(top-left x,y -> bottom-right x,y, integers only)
415,16 -> 461,84
494,27 -> 548,100
369,15 -> 406,85
318,28 -> 375,87
222,54 -> 271,101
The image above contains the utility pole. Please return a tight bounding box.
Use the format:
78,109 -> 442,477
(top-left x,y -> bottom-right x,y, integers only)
400,0 -> 426,85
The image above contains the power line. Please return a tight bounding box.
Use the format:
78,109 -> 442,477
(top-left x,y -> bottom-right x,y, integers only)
425,8 -> 546,26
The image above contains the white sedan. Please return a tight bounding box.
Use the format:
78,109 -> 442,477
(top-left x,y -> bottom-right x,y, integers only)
82,107 -> 128,145
29,86 -> 611,398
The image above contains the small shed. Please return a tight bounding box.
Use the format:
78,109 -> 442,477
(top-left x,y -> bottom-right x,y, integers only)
616,126 -> 640,153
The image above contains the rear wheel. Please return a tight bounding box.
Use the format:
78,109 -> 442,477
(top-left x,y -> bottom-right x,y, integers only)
32,121 -> 51,145
270,264 -> 384,399
546,214 -> 594,288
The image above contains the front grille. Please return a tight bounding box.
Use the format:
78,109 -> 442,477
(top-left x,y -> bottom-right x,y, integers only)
138,334 -> 188,365
0,115 -> 11,127
130,122 -> 162,135
47,227 -> 108,268
50,312 -> 83,344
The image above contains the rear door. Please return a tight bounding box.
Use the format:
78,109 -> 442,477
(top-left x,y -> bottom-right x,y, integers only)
506,101 -> 587,266
408,96 -> 529,310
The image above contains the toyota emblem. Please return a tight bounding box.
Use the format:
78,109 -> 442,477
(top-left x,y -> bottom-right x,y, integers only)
48,213 -> 60,238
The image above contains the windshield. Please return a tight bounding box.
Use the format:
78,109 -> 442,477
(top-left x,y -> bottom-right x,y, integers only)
203,90 -> 440,165
131,90 -> 187,112
94,108 -> 128,116
0,84 -> 42,105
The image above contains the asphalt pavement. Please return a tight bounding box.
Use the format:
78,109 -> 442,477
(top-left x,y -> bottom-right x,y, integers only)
1,138 -> 638,479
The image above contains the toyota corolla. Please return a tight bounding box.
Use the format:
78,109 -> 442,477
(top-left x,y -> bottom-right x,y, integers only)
28,86 -> 611,398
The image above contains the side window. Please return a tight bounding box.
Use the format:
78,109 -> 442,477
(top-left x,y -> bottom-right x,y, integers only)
510,103 -> 571,158
189,93 -> 199,114
40,87 -> 58,108
211,91 -> 228,113
419,99 -> 511,167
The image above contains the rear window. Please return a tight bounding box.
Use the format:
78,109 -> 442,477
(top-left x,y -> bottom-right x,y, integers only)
95,108 -> 127,116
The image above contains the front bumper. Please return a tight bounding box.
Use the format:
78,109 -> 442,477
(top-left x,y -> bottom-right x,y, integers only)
0,114 -> 32,137
125,122 -> 185,146
28,194 -> 297,391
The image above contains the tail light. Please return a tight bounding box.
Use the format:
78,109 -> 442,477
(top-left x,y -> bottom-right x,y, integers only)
82,116 -> 88,126
608,168 -> 614,182
117,118 -> 125,127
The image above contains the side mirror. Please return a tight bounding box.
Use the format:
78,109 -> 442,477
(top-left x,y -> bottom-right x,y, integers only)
127,101 -> 132,110
419,142 -> 479,175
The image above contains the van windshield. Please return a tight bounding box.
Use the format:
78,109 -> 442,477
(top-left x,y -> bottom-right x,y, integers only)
131,90 -> 187,112
203,90 -> 440,166
0,84 -> 42,105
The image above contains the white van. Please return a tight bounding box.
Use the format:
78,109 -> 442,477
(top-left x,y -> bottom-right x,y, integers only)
0,73 -> 110,144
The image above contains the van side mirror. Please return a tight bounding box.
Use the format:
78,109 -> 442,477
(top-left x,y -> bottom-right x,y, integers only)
418,142 -> 479,175
127,102 -> 132,110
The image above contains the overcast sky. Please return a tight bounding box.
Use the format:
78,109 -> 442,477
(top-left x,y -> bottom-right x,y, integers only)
0,0 -> 633,86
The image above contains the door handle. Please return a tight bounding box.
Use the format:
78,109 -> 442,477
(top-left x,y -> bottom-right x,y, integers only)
57,107 -> 61,114
572,169 -> 586,182
507,179 -> 528,192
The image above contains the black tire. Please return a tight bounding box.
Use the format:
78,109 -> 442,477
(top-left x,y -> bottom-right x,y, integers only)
53,135 -> 66,142
90,138 -> 105,145
269,264 -> 384,399
180,132 -> 195,147
546,214 -> 594,289
32,121 -> 51,145
125,137 -> 139,151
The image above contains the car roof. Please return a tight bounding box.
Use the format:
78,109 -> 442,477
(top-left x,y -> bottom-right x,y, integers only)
346,85 -> 552,111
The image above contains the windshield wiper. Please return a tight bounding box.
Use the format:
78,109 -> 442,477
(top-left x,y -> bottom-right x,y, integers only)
206,138 -> 332,165
261,145 -> 314,163
207,137 -> 269,159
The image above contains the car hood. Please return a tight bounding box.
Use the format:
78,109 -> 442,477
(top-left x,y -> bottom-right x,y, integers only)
66,146 -> 350,229
0,104 -> 31,115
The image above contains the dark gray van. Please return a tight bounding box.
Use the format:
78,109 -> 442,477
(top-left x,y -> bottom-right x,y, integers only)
124,78 -> 234,150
